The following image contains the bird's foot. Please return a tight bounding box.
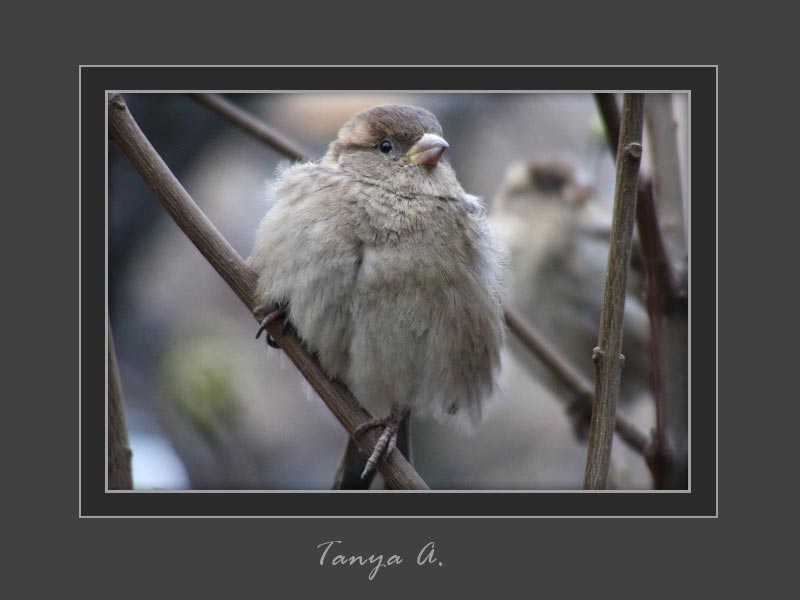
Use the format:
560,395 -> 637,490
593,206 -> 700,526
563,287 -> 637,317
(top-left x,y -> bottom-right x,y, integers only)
353,410 -> 403,480
255,307 -> 287,348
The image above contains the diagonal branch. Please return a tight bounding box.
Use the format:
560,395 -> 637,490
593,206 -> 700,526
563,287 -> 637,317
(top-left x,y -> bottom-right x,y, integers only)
187,93 -> 314,161
108,93 -> 429,491
503,308 -> 647,453
584,93 -> 645,490
188,92 -> 652,457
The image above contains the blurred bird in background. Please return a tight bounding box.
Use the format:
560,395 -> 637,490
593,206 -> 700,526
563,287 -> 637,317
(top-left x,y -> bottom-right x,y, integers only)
489,159 -> 652,424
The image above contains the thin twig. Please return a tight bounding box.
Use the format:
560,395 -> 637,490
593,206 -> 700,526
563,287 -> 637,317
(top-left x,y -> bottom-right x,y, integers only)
108,325 -> 133,489
584,93 -> 645,490
637,180 -> 673,488
187,93 -> 313,161
189,92 -> 651,457
503,307 -> 647,453
594,93 -> 623,158
108,93 -> 429,491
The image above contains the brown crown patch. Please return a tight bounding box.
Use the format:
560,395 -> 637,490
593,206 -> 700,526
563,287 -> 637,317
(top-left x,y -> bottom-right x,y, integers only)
337,104 -> 443,148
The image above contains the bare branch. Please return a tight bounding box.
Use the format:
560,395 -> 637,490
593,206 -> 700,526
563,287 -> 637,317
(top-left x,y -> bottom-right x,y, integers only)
187,93 -> 313,161
108,325 -> 133,490
108,93 -> 429,490
637,180 -> 674,488
504,307 -> 593,401
504,307 -> 647,453
594,93 -> 623,158
584,93 -> 645,490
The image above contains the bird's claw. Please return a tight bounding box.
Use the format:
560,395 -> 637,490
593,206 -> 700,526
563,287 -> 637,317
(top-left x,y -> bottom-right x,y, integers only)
353,413 -> 402,480
255,307 -> 287,347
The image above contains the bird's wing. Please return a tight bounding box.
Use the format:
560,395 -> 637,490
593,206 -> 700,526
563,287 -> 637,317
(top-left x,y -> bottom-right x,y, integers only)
247,164 -> 362,378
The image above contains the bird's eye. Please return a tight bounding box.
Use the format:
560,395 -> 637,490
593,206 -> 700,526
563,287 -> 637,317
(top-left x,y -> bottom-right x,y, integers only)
378,139 -> 393,154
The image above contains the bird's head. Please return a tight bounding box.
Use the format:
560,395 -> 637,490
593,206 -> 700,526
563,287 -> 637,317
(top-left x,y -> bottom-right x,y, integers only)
324,104 -> 462,198
492,159 -> 595,214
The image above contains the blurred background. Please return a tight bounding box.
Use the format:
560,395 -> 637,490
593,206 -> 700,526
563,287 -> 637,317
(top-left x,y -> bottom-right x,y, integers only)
108,92 -> 688,490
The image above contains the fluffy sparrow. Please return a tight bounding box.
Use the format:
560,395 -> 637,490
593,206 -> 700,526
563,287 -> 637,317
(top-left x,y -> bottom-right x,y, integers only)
248,105 -> 505,477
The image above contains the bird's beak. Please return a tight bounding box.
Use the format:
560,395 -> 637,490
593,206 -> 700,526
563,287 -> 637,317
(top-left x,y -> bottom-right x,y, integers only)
407,133 -> 449,167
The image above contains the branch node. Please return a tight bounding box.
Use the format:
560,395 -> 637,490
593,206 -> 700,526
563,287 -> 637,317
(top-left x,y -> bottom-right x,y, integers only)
591,346 -> 604,364
624,142 -> 643,159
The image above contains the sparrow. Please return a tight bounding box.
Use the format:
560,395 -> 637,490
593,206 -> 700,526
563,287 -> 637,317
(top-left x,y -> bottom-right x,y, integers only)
490,160 -> 651,411
248,105 -> 505,478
